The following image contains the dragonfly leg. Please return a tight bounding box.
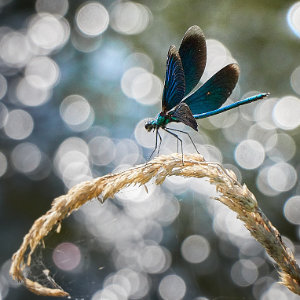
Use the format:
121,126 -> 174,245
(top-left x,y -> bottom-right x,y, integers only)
157,130 -> 162,156
163,128 -> 184,164
149,128 -> 159,160
165,127 -> 199,154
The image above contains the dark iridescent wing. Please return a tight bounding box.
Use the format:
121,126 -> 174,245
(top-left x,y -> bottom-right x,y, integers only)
170,103 -> 198,131
162,45 -> 185,112
183,63 -> 240,115
179,25 -> 207,96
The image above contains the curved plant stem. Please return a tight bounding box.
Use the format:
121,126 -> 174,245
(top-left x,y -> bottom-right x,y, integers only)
9,153 -> 300,297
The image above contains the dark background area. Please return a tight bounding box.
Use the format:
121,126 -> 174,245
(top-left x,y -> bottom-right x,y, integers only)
1,0 -> 300,299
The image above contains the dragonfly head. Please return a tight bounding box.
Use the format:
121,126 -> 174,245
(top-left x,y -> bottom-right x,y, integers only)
145,120 -> 156,132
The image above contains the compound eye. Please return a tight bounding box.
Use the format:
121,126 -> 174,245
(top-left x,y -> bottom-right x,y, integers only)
145,121 -> 155,132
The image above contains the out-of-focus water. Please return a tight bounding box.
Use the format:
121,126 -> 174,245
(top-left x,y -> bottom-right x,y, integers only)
1,1 -> 300,299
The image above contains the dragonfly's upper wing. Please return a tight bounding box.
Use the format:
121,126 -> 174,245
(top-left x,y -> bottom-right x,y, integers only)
179,25 -> 206,96
170,103 -> 198,131
162,45 -> 185,112
183,63 -> 240,115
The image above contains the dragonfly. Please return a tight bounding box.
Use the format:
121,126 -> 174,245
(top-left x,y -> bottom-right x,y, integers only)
145,25 -> 269,161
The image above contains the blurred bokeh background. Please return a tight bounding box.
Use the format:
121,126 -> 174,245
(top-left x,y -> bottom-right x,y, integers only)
1,0 -> 300,299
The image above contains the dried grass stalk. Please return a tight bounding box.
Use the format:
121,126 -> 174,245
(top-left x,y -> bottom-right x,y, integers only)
9,153 -> 300,297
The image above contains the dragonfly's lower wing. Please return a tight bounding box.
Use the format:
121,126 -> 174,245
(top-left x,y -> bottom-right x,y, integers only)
183,63 -> 240,115
170,103 -> 198,131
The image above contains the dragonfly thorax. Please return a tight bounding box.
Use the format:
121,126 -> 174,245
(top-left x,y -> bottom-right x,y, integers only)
145,113 -> 171,132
